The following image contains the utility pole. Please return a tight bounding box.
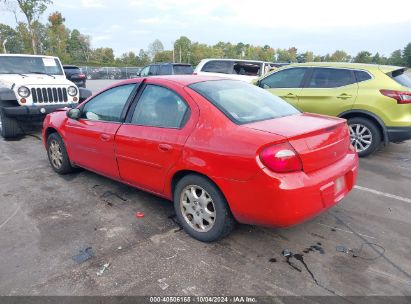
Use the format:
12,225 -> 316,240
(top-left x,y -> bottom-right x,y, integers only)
172,41 -> 175,63
2,39 -> 8,54
179,46 -> 182,63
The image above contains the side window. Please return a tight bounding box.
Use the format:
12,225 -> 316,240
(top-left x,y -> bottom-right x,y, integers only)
131,85 -> 189,129
202,60 -> 233,74
159,65 -> 172,75
149,65 -> 159,76
233,62 -> 261,76
355,70 -> 372,83
81,84 -> 135,122
307,68 -> 355,88
260,68 -> 307,89
140,66 -> 149,77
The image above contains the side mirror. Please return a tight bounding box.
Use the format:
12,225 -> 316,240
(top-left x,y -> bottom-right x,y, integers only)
67,108 -> 81,120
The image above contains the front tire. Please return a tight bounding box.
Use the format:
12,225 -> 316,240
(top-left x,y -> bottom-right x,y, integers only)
348,117 -> 381,157
46,133 -> 74,174
174,174 -> 236,242
0,109 -> 20,139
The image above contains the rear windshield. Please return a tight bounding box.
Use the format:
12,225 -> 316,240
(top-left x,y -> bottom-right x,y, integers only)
233,62 -> 262,76
189,80 -> 300,124
0,56 -> 63,75
390,69 -> 411,88
173,65 -> 193,75
64,67 -> 81,74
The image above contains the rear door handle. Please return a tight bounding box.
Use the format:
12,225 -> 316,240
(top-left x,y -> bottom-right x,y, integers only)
285,93 -> 297,98
337,93 -> 352,99
100,134 -> 111,142
158,143 -> 173,152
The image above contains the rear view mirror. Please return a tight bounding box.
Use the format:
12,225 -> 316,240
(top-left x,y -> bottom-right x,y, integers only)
67,108 -> 81,120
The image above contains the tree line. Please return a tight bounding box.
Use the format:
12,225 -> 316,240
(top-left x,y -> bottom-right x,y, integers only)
1,0 -> 411,68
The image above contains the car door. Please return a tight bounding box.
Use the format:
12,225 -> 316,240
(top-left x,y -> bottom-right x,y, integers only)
64,83 -> 137,178
297,67 -> 358,116
258,67 -> 308,107
115,80 -> 198,194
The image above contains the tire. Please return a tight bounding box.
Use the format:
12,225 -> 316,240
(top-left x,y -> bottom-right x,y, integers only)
46,132 -> 74,174
173,174 -> 236,242
348,117 -> 381,157
0,109 -> 20,139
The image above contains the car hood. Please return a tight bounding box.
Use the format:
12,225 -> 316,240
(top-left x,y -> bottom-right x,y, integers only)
0,74 -> 73,88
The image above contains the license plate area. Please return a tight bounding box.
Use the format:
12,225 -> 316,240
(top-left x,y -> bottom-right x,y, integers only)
334,176 -> 346,195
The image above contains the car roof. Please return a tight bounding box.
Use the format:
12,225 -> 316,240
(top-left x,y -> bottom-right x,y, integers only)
114,75 -> 232,87
63,65 -> 80,68
289,62 -> 405,73
0,54 -> 59,60
150,63 -> 192,66
200,58 -> 271,64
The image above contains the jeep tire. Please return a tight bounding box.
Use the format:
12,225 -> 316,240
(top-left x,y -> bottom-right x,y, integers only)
0,109 -> 20,139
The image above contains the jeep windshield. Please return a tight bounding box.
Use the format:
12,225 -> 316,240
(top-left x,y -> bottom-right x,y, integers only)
0,56 -> 64,75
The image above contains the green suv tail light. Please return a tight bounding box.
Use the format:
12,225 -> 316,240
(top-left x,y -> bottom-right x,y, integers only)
380,89 -> 411,104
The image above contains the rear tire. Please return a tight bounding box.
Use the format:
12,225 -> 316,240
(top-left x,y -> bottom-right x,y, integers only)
173,174 -> 236,242
348,117 -> 381,157
46,132 -> 74,174
0,109 -> 20,139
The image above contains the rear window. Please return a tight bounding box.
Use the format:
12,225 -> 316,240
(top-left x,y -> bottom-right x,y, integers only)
354,70 -> 372,82
202,60 -> 233,74
189,80 -> 300,124
173,65 -> 193,75
390,69 -> 411,88
64,67 -> 81,75
158,65 -> 172,75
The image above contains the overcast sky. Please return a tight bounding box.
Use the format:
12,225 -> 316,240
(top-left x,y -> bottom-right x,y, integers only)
2,0 -> 411,57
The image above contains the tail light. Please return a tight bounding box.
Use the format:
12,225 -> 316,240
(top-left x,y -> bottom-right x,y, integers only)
79,73 -> 86,78
380,89 -> 411,104
259,142 -> 302,173
193,72 -> 197,75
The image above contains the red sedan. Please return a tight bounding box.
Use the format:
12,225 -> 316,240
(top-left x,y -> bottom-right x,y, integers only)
42,76 -> 358,242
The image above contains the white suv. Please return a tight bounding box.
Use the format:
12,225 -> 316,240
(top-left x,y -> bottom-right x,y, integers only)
0,54 -> 91,138
194,59 -> 288,82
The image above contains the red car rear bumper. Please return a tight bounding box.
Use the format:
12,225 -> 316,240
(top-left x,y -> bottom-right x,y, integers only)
215,151 -> 358,227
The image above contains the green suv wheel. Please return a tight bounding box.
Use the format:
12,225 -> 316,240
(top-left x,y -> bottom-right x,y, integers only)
348,117 -> 381,157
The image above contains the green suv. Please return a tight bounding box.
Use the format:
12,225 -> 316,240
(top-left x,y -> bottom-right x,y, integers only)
256,62 -> 411,156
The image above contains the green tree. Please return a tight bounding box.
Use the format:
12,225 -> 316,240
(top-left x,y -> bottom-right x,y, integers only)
91,47 -> 115,65
0,23 -> 23,53
153,50 -> 173,63
174,36 -> 191,63
388,49 -> 405,66
403,43 -> 411,67
4,0 -> 52,54
329,50 -> 350,62
137,49 -> 150,66
353,51 -> 372,63
67,29 -> 91,63
46,11 -> 69,61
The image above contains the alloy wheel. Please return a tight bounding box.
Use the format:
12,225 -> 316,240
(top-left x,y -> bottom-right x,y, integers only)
49,140 -> 63,169
180,185 -> 216,233
349,123 -> 373,153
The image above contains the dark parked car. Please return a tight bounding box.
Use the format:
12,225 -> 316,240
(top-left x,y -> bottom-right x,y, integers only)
139,63 -> 193,77
63,65 -> 86,88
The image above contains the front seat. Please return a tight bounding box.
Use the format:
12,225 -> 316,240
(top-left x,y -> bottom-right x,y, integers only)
154,96 -> 181,128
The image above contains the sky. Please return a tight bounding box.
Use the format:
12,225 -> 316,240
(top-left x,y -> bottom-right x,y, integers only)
1,0 -> 411,57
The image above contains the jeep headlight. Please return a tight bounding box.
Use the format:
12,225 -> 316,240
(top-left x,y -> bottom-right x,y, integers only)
17,86 -> 30,98
67,86 -> 78,96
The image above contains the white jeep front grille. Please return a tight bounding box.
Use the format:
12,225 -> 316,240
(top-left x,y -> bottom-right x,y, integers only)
31,87 -> 68,103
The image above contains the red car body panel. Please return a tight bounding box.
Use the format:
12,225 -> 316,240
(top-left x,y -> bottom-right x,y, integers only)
43,75 -> 359,228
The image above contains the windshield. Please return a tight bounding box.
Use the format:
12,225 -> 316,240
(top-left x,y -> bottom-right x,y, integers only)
0,56 -> 64,75
189,80 -> 300,124
391,69 -> 411,88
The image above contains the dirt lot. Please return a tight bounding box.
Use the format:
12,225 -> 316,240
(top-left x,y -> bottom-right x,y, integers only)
0,80 -> 410,297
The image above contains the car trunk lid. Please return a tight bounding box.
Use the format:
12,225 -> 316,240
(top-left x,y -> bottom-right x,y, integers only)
245,113 -> 351,172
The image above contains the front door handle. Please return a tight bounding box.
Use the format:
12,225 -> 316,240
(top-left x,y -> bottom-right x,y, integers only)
158,143 -> 173,152
337,93 -> 352,100
100,134 -> 111,142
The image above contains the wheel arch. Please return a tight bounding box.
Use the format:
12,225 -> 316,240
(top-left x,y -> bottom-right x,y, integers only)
338,109 -> 388,145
